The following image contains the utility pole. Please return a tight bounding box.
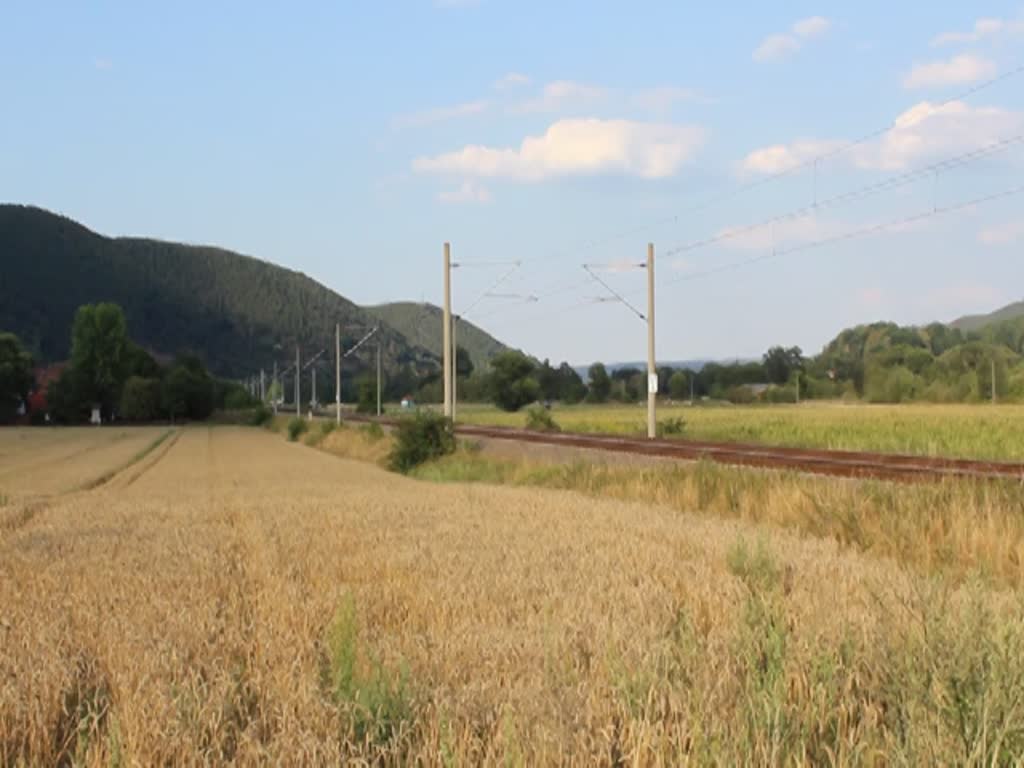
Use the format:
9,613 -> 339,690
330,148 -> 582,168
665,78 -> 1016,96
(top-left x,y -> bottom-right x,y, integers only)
295,346 -> 301,418
335,323 -> 341,425
690,373 -> 694,405
795,373 -> 801,404
992,358 -> 998,404
311,363 -> 317,417
451,315 -> 458,422
646,243 -> 656,440
272,361 -> 278,413
260,369 -> 265,402
376,341 -> 382,417
443,242 -> 453,418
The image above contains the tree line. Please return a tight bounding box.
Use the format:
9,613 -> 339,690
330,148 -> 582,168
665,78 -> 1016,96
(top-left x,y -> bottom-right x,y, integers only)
408,314 -> 1024,412
0,303 -> 257,424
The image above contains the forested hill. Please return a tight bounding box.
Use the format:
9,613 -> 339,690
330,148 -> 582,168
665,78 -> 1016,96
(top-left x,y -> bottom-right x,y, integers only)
0,205 -> 439,377
364,302 -> 508,370
951,301 -> 1024,333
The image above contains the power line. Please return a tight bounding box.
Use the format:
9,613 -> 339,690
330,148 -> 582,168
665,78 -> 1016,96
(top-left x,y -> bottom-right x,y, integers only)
477,133 -> 1024,324
662,132 -> 1024,259
510,62 -> 1024,271
343,327 -> 379,359
460,262 -> 521,319
582,264 -> 647,322
660,182 -> 1024,289
454,65 -> 1024,327
512,181 -> 1023,325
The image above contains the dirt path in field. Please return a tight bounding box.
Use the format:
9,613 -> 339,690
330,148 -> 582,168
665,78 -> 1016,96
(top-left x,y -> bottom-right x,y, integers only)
1,426 -> 1020,765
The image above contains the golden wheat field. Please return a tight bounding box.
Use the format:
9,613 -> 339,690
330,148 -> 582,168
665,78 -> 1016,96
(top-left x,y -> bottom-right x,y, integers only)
3,425 -> 1024,765
0,427 -> 170,502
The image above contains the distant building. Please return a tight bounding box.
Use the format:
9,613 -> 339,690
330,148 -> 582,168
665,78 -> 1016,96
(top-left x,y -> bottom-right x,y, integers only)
400,395 -> 415,409
742,383 -> 772,397
28,363 -> 67,418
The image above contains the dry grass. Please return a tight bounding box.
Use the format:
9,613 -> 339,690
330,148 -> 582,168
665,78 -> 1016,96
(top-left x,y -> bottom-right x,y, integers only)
4,426 -> 1024,764
414,446 -> 1024,590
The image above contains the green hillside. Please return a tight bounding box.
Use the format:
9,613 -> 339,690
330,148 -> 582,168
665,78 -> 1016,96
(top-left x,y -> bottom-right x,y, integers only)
951,301 -> 1024,332
0,205 -> 436,379
364,301 -> 509,370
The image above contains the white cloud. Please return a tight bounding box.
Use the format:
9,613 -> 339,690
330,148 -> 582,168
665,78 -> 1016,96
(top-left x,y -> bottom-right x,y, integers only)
494,72 -> 530,90
438,181 -> 492,204
793,16 -> 831,38
932,16 -> 1024,46
742,100 -> 1023,174
394,100 -> 489,127
753,34 -> 800,61
753,16 -> 831,61
979,221 -> 1024,246
865,100 -> 1022,170
903,54 -> 997,89
742,139 -> 847,174
413,118 -> 706,181
514,80 -> 608,113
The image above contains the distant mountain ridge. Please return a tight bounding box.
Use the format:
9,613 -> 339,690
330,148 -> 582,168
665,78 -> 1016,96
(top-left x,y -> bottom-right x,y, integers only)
364,302 -> 509,370
572,359 -> 755,378
951,301 -> 1024,333
0,205 -> 508,382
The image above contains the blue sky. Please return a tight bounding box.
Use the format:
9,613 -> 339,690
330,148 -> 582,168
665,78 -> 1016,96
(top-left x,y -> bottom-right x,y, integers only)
2,2 -> 1023,364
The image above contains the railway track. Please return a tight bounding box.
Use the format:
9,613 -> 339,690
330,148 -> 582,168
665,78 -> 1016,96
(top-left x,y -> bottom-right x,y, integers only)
346,415 -> 1024,483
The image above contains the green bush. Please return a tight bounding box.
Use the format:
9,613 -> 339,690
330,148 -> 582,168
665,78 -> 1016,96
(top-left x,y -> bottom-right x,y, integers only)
287,417 -> 309,442
356,376 -> 381,414
525,405 -> 560,432
657,416 -> 686,437
223,386 -> 256,411
388,412 -> 454,473
249,404 -> 273,427
487,350 -> 539,412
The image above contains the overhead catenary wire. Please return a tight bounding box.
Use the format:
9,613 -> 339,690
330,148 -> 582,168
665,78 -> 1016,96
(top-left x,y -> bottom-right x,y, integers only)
662,131 -> 1024,259
475,131 -> 1024,324
505,62 -> 1024,273
435,65 -> 1024,335
460,262 -> 522,319
581,264 -> 647,322
515,180 -> 1024,324
343,326 -> 379,359
660,182 -> 1024,288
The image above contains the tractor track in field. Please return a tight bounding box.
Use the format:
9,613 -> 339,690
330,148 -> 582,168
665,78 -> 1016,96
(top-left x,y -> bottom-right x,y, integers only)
346,416 -> 1024,483
104,429 -> 182,490
1,430 -> 180,535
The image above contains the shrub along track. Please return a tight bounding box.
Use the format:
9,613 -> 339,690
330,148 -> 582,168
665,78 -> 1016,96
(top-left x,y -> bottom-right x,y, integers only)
348,416 -> 1024,482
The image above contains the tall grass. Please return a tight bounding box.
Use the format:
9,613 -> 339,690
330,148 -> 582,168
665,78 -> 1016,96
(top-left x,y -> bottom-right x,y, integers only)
413,448 -> 1024,588
456,401 -> 1024,461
